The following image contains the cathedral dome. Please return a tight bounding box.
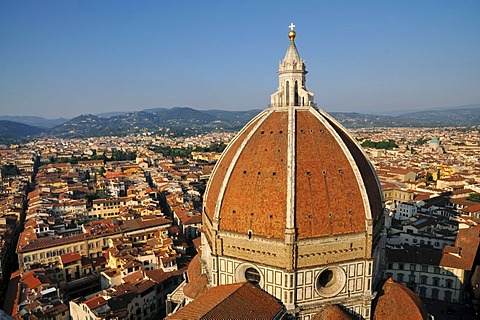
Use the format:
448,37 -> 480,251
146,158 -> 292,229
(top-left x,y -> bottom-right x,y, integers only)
200,25 -> 385,318
373,278 -> 428,320
203,26 -> 382,245
203,106 -> 382,240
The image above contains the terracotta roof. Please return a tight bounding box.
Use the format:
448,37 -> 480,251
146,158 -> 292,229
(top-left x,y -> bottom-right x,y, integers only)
373,278 -> 428,320
145,267 -> 185,284
312,304 -> 354,320
167,282 -> 285,320
60,252 -> 81,265
161,256 -> 177,263
134,279 -> 156,293
84,295 -> 107,310
120,216 -> 172,232
186,254 -> 202,282
185,215 -> 202,225
18,233 -> 90,253
183,274 -> 209,300
123,270 -> 144,285
440,225 -> 480,270
42,302 -> 69,316
192,237 -> 202,254
22,272 -> 42,290
204,108 -> 383,240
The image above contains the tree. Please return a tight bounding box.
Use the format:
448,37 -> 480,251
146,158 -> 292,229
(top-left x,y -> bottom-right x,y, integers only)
468,193 -> 480,203
1,164 -> 20,177
361,139 -> 398,150
414,138 -> 428,145
85,189 -> 109,205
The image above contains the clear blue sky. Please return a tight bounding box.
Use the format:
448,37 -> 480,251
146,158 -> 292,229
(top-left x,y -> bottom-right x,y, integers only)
1,0 -> 479,118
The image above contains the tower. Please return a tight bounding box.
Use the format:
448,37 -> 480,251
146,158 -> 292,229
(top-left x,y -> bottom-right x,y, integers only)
201,25 -> 385,319
270,23 -> 315,109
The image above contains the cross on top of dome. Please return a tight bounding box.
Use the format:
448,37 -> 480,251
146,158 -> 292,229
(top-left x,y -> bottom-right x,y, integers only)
288,22 -> 296,41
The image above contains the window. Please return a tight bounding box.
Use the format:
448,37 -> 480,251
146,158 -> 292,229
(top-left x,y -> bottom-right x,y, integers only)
421,265 -> 428,272
433,277 -> 440,286
444,290 -> 452,302
398,263 -> 404,270
245,268 -> 261,286
419,286 -> 427,297
446,279 -> 453,288
434,267 -> 440,274
409,274 -> 416,283
315,267 -> 346,297
397,273 -> 404,283
410,264 -> 416,271
420,275 -> 428,284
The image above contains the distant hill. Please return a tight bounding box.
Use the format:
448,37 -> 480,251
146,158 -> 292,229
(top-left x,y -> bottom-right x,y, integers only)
48,114 -> 113,137
0,120 -> 45,139
327,105 -> 480,128
397,104 -> 480,126
48,107 -> 258,138
1,104 -> 479,141
0,115 -> 68,129
204,109 -> 262,124
95,111 -> 130,118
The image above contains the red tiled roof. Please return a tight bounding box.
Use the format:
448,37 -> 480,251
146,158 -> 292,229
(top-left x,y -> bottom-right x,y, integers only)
134,279 -> 156,293
123,270 -> 144,285
183,274 -> 208,300
204,108 -> 383,240
22,272 -> 42,290
18,234 -> 90,253
374,278 -> 428,320
312,304 -> 354,320
167,282 -> 284,320
145,267 -> 185,284
186,254 -> 202,282
42,302 -> 69,315
120,216 -> 172,232
192,237 -> 202,254
84,296 -> 107,310
185,215 -> 202,225
440,225 -> 480,270
60,252 -> 81,265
